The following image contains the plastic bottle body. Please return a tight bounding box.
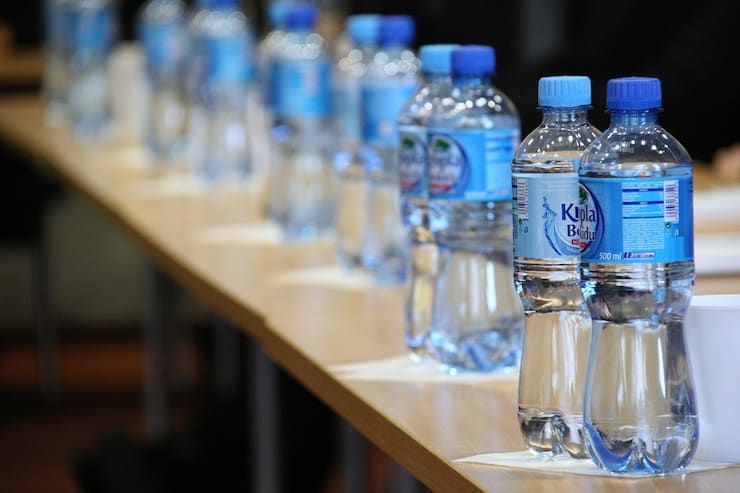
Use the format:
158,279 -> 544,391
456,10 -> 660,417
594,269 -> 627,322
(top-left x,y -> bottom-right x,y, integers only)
192,4 -> 253,184
333,32 -> 377,268
43,0 -> 71,124
580,103 -> 697,473
360,43 -> 419,282
270,19 -> 333,241
66,0 -> 117,138
398,67 -> 453,352
138,0 -> 188,162
513,103 -> 600,457
428,69 -> 523,372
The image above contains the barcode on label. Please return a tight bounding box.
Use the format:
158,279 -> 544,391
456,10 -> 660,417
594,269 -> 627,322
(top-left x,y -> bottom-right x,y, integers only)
664,180 -> 679,222
516,178 -> 529,220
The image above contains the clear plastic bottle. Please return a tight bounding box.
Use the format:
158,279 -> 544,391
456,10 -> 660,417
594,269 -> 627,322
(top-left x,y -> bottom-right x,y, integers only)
397,44 -> 457,352
360,15 -> 420,283
42,0 -> 71,125
137,0 -> 188,163
427,45 -> 522,372
271,2 -> 333,241
513,76 -> 600,458
257,0 -> 292,117
184,0 -> 214,166
580,77 -> 697,473
192,0 -> 254,184
333,14 -> 379,269
66,0 -> 117,138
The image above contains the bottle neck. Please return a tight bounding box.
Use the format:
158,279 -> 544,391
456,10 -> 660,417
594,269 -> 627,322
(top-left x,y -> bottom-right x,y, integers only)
453,73 -> 490,89
609,109 -> 659,126
379,43 -> 408,55
424,71 -> 452,85
541,106 -> 590,125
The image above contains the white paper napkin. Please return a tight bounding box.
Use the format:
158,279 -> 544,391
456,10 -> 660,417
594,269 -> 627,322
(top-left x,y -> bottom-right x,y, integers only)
455,450 -> 736,477
269,265 -> 376,291
695,232 -> 740,275
193,222 -> 283,245
330,355 -> 519,383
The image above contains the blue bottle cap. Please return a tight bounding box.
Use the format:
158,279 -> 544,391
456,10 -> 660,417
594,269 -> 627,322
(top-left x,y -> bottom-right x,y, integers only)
606,77 -> 662,110
419,44 -> 458,74
285,2 -> 317,30
268,1 -> 293,28
451,45 -> 495,76
347,14 -> 380,45
378,15 -> 415,46
538,76 -> 591,107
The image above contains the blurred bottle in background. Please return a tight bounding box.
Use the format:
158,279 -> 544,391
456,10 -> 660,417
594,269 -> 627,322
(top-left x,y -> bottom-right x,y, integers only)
513,76 -> 599,458
66,0 -> 117,139
191,0 -> 254,184
580,77 -> 697,474
137,0 -> 188,163
333,14 -> 379,269
42,0 -> 71,125
184,0 -> 213,168
427,45 -> 522,372
359,15 -> 419,283
397,44 -> 457,353
269,2 -> 333,241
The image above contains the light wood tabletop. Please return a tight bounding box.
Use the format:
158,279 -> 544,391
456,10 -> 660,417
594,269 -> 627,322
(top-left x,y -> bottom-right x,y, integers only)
0,96 -> 738,492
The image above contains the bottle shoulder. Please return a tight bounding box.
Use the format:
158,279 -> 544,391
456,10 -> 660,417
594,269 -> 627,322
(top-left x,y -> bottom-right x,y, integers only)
514,122 -> 601,161
140,0 -> 186,25
580,124 -> 692,170
429,85 -> 520,129
275,32 -> 330,62
398,83 -> 453,124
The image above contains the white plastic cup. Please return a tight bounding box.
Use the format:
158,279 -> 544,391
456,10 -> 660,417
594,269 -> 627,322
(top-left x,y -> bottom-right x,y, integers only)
684,294 -> 740,462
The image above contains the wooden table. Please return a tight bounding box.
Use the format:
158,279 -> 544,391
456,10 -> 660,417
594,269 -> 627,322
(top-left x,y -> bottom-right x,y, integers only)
1,96 -> 738,492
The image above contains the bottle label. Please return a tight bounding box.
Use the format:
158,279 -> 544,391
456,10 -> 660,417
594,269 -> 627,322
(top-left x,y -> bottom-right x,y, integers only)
274,59 -> 331,118
579,176 -> 693,263
398,127 -> 427,198
513,173 -> 580,258
204,35 -> 250,84
331,78 -> 360,142
69,6 -> 116,53
140,22 -> 185,70
428,129 -> 519,201
361,80 -> 418,145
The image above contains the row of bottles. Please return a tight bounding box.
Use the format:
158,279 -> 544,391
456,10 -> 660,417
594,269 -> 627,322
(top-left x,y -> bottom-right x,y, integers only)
396,44 -> 697,473
41,2 -> 698,475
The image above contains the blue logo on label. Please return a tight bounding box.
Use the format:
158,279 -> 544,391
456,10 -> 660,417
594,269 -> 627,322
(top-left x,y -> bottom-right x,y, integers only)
543,196 -> 580,256
399,133 -> 426,194
579,183 -> 604,259
428,134 -> 468,195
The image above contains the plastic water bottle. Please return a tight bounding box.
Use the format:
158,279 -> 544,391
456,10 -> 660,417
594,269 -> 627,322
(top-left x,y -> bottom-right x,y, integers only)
580,77 -> 696,473
333,14 -> 379,268
397,44 -> 457,352
257,0 -> 292,116
513,76 -> 600,458
360,15 -> 419,282
184,0 -> 214,166
66,0 -> 117,138
271,2 -> 333,240
137,0 -> 187,163
43,0 -> 71,124
192,0 -> 254,184
427,45 -> 522,372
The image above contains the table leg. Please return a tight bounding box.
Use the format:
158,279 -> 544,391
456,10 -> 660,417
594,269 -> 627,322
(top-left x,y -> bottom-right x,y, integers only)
31,225 -> 58,401
392,461 -> 422,493
340,419 -> 367,493
142,264 -> 175,439
250,341 -> 280,493
212,318 -> 240,398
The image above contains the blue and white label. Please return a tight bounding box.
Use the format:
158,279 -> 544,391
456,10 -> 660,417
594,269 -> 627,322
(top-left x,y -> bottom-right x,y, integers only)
579,176 -> 693,263
513,173 -> 580,258
69,6 -> 116,53
428,129 -> 519,201
141,22 -> 185,69
331,79 -> 361,142
204,35 -> 250,84
398,126 -> 427,198
274,59 -> 330,118
361,81 -> 417,145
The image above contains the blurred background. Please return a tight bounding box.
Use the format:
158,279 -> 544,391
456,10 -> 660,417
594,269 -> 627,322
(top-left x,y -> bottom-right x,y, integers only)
0,0 -> 738,492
